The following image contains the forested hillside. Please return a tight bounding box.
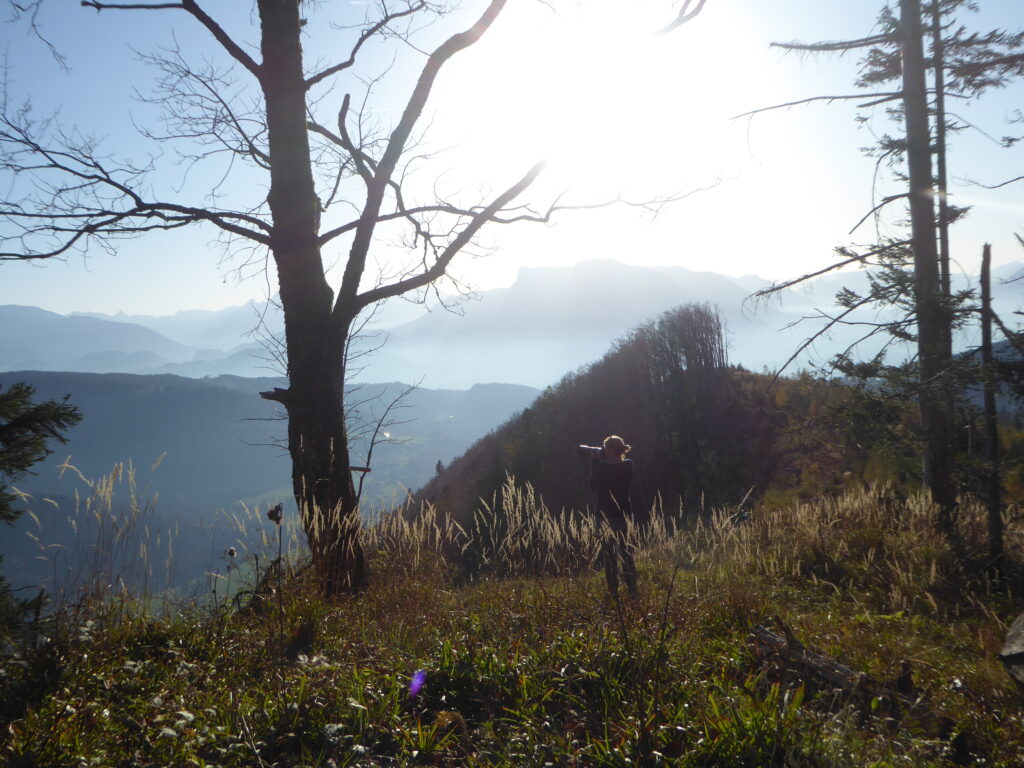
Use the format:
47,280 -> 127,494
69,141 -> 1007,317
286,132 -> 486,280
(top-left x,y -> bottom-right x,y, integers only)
415,304 -> 1024,523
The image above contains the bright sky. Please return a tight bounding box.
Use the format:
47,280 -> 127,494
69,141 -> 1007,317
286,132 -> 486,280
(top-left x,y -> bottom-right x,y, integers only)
1,0 -> 1022,315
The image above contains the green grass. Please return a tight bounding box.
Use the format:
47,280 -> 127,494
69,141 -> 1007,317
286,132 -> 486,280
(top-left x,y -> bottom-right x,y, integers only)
2,482 -> 1023,767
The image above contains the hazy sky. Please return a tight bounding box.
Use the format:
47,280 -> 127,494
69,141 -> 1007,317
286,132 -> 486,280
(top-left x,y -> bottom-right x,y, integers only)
1,0 -> 1022,315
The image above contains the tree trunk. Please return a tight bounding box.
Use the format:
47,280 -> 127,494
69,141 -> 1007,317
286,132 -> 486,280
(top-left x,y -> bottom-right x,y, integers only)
900,0 -> 957,524
257,0 -> 366,595
980,244 -> 1003,569
930,0 -> 954,362
283,342 -> 367,595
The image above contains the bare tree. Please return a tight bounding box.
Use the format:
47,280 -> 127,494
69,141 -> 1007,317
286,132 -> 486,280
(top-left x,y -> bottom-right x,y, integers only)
0,0 -> 708,594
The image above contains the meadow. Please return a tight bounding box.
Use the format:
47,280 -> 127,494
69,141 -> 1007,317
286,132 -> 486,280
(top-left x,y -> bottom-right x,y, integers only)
2,475 -> 1023,767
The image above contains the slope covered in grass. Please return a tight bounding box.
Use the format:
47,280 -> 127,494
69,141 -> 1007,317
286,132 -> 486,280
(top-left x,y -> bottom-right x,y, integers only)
3,484 -> 1023,767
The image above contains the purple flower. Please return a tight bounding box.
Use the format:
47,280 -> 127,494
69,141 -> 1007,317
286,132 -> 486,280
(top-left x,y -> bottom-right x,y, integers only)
409,669 -> 426,698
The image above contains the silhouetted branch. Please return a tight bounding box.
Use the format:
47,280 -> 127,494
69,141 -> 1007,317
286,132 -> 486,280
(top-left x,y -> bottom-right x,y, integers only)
733,92 -> 902,119
82,0 -> 262,79
81,1 -> 179,8
965,174 -> 1024,190
771,34 -> 891,52
771,287 -> 904,381
858,93 -> 905,108
991,309 -> 1024,357
179,0 -> 261,79
952,51 -> 1024,76
336,0 -> 508,312
7,0 -> 68,70
848,193 -> 908,234
750,241 -> 910,307
305,2 -> 426,90
0,107 -> 271,260
353,159 -> 546,310
354,380 -> 420,505
331,94 -> 375,184
136,47 -> 271,169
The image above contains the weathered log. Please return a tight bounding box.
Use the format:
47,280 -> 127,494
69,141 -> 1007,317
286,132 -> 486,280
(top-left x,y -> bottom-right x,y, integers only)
747,619 -> 958,743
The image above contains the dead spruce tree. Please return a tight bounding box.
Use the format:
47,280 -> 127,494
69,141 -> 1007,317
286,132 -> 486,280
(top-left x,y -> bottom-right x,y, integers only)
0,0 -> 707,595
742,0 -> 1023,528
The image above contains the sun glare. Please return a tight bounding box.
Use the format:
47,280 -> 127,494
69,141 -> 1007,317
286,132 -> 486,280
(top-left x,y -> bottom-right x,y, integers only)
512,8 -> 657,186
422,1 -> 888,289
431,2 -> 770,200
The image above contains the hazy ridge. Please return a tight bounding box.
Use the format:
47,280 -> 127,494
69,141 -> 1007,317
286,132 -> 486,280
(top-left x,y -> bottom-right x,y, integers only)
11,259 -> 1022,387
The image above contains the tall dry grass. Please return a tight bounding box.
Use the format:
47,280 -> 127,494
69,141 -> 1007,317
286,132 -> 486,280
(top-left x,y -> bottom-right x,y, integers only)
363,477 -> 1022,622
14,461 -> 308,614
647,483 -> 1022,615
362,474 -> 681,584
15,461 -> 1022,620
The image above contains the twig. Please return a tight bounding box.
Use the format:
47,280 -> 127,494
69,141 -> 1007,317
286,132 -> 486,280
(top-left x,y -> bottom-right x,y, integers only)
239,712 -> 267,768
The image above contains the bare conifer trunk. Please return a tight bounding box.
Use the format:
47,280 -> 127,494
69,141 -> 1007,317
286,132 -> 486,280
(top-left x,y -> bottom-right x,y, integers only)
900,0 -> 957,523
980,244 -> 1003,567
930,0 -> 954,361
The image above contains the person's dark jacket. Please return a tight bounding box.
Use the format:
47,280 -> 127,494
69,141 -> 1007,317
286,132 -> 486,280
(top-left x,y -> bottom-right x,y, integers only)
590,458 -> 634,523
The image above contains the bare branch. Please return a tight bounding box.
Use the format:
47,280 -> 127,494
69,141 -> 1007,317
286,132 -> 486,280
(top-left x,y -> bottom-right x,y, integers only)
848,193 -> 908,234
335,0 -> 508,310
81,1 -> 181,8
305,2 -> 426,91
771,34 -> 891,53
180,0 -> 262,80
750,241 -> 910,304
964,174 -> 1024,190
656,0 -> 707,37
770,289 -> 903,381
135,47 -> 270,169
309,98 -> 451,249
308,98 -> 374,185
0,200 -> 271,260
857,92 -> 904,108
316,180 -> 713,249
81,0 -> 263,80
352,160 -> 546,310
353,380 -> 420,506
733,92 -> 902,120
9,0 -> 69,70
0,106 -> 271,259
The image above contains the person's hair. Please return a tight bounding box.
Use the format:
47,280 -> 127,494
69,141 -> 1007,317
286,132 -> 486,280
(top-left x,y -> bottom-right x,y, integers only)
602,435 -> 630,458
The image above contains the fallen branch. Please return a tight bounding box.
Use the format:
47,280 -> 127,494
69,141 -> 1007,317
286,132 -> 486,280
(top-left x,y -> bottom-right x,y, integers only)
747,619 -> 967,753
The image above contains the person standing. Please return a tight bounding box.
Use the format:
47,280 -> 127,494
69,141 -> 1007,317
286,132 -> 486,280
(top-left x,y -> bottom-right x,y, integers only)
587,435 -> 637,598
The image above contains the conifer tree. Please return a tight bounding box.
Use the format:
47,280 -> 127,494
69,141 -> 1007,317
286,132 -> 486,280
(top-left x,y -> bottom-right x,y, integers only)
0,382 -> 80,639
748,0 -> 1024,522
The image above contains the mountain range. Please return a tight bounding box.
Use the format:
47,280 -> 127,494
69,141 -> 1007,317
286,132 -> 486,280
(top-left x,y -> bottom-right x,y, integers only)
0,372 -> 538,510
3,259 -> 1022,388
